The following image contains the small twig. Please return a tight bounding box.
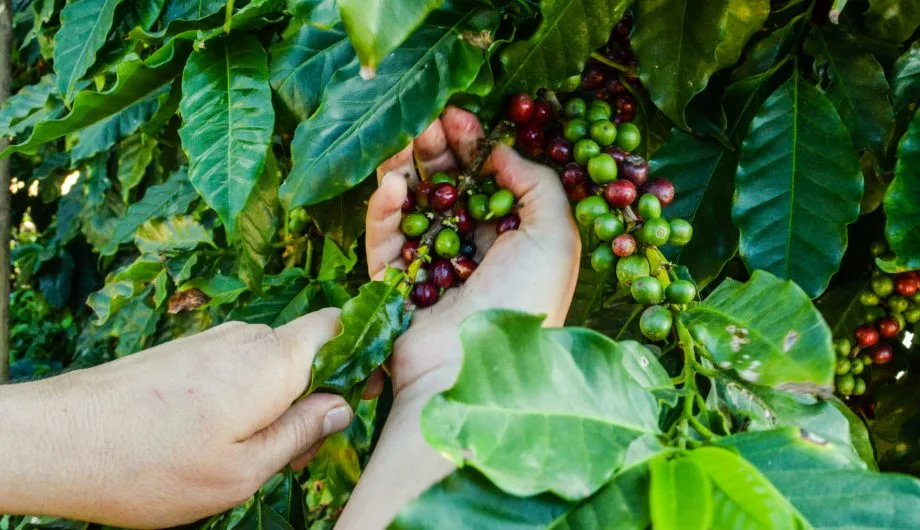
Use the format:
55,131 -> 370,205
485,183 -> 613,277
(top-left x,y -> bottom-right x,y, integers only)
223,0 -> 235,34
590,52 -> 633,73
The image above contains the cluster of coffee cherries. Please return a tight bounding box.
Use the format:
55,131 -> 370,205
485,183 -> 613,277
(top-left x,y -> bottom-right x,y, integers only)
833,241 -> 920,397
397,171 -> 518,308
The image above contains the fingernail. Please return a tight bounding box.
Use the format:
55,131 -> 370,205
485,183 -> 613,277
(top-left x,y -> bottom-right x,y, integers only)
322,405 -> 352,436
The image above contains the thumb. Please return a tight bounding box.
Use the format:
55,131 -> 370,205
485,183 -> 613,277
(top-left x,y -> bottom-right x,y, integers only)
247,394 -> 353,476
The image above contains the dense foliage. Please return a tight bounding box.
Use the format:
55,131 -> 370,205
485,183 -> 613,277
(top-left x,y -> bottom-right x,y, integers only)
2,0 -> 920,528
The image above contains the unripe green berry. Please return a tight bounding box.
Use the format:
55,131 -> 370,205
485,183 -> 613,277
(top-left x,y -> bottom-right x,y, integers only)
668,219 -> 693,246
637,194 -> 661,220
401,213 -> 429,237
591,244 -> 616,272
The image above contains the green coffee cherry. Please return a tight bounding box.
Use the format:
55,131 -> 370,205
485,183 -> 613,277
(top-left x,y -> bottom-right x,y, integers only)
401,213 -> 429,237
591,244 -> 616,272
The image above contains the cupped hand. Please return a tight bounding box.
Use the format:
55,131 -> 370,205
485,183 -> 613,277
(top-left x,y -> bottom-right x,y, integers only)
0,309 -> 354,528
366,106 -> 581,396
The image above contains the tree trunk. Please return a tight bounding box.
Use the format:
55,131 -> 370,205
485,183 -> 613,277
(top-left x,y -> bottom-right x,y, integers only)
0,0 -> 12,384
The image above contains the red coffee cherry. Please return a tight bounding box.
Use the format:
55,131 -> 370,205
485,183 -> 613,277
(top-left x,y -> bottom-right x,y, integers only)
532,101 -> 554,125
454,206 -> 474,236
401,192 -> 416,213
643,178 -> 675,207
415,181 -> 434,209
878,317 -> 901,339
604,179 -> 637,208
871,343 -> 893,365
431,183 -> 459,211
411,282 -> 439,308
451,256 -> 477,281
430,259 -> 456,289
854,324 -> 880,348
895,275 -> 919,297
612,234 -> 637,257
497,214 -> 521,234
508,93 -> 534,124
401,239 -> 420,263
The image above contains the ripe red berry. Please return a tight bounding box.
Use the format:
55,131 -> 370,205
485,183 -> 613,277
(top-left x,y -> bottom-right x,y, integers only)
497,214 -> 521,234
415,181 -> 434,208
547,138 -> 573,164
566,182 -> 590,202
643,178 -> 675,207
606,78 -> 629,96
871,343 -> 893,365
455,206 -> 474,236
508,93 -> 534,124
854,324 -> 880,348
532,101 -> 553,125
451,256 -> 478,281
430,259 -> 456,289
612,234 -> 637,257
617,96 -> 637,115
878,317 -> 900,339
604,145 -> 628,165
604,179 -> 638,208
621,155 -> 649,186
561,163 -> 587,188
581,65 -> 606,90
895,275 -> 919,297
431,183 -> 459,211
411,282 -> 439,308
401,239 -> 420,263
401,191 -> 416,213
516,125 -> 545,157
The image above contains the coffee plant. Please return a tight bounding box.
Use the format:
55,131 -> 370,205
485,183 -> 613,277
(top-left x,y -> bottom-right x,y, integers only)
2,0 -> 920,528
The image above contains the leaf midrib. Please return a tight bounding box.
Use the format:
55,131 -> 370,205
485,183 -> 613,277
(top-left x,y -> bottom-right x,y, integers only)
62,0 -> 122,100
443,398 -> 656,434
784,72 -> 800,280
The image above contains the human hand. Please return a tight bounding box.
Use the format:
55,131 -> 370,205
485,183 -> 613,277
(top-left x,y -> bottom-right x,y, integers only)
0,309 -> 353,528
365,106 -> 581,397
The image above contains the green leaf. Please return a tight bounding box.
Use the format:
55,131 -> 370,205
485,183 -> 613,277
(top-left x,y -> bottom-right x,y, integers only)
687,446 -> 796,529
280,7 -> 498,207
815,278 -> 872,338
651,130 -> 738,288
87,280 -> 139,324
134,215 -> 215,254
102,168 -> 199,256
116,133 -> 157,202
71,92 -> 161,164
112,255 -> 166,283
235,498 -> 294,530
261,468 -> 304,521
160,0 -> 225,27
632,0 -> 769,129
113,293 -> 160,356
733,71 -> 862,297
731,14 -> 802,81
564,256 -> 614,328
1,39 -> 193,158
650,455 -> 711,530
338,0 -> 444,75
237,151 -> 282,295
891,42 -> 920,126
491,0 -> 631,98
0,75 -> 58,137
422,310 -> 661,500
305,433 -> 362,520
269,21 -> 354,123
864,0 -> 920,43
306,176 -> 374,252
317,238 -> 358,282
883,109 -> 920,270
723,428 -> 920,529
179,35 -> 275,237
309,281 -> 409,393
805,26 -> 894,161
181,275 -> 248,307
227,275 -> 323,327
682,270 -> 835,392
53,0 -> 126,102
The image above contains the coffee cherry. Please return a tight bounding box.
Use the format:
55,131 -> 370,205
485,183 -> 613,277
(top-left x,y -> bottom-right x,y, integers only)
865,306 -> 886,322
575,196 -> 610,226
621,155 -> 649,187
617,96 -> 636,117
431,259 -> 456,289
632,276 -> 665,305
666,280 -> 697,304
616,254 -> 649,285
870,241 -> 888,257
430,172 -> 456,186
566,182 -> 590,202
561,163 -> 588,188
860,351 -> 873,366
431,183 -> 459,211
605,145 -> 628,165
905,307 -> 920,323
489,189 -> 515,218
508,93 -> 534,124
516,125 -> 545,157
480,177 -> 498,195
616,122 -> 642,151
612,233 -> 637,257
889,295 -> 910,313
668,219 -> 693,246
497,213 -> 521,234
850,358 -> 865,375
402,213 -> 430,237
574,138 -> 601,165
590,120 -> 617,146
835,357 -> 851,375
834,337 -> 851,356
858,290 -> 881,306
586,100 -> 613,122
594,213 -> 625,241
871,343 -> 893,364
412,282 -> 439,308
468,194 -> 489,220
581,65 -> 606,90
547,138 -> 573,164
402,239 -> 420,263
643,178 -> 675,206
588,154 -> 618,184
604,179 -> 637,208
591,244 -> 616,272
564,119 -> 590,142
451,256 -> 477,280
402,192 -> 416,213
416,181 -> 434,208
872,276 -> 894,298
854,324 -> 879,347
836,373 -> 855,396
896,275 -> 920,297
853,376 -> 867,396
459,240 -> 476,259
878,316 -> 900,338
640,305 -> 673,341
637,193 -> 662,220
894,311 -> 907,331
454,207 -> 474,236
532,101 -> 554,125
565,97 -> 587,118
435,229 -> 461,258
640,217 -> 670,247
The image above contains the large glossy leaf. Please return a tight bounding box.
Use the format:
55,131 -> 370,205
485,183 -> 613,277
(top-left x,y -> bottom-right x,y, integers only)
393,463 -> 651,530
87,280 -> 139,324
805,26 -> 894,161
682,270 -> 835,392
304,432 -> 361,523
101,169 -> 198,256
651,130 -> 738,288
864,0 -> 920,43
180,275 -> 248,307
72,94 -> 160,164
237,151 -> 281,294
235,498 -> 294,530
422,310 -> 661,500
227,275 -> 322,327
731,14 -> 803,81
338,0 -> 444,75
733,71 -> 862,297
269,21 -> 354,123
1,39 -> 193,158
632,0 -> 769,129
0,75 -> 58,137
491,0 -> 630,98
883,109 -> 920,270
306,176 -> 374,252
280,8 -> 498,207
179,34 -> 275,237
116,133 -> 157,202
160,0 -> 225,27
309,281 -> 409,393
134,215 -> 215,254
649,456 -> 711,530
53,0 -> 125,102
113,293 -> 160,357
891,42 -> 920,126
723,428 -> 920,529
